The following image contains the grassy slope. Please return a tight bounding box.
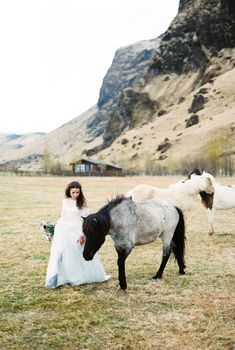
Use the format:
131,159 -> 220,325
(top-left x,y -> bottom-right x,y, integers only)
0,176 -> 234,350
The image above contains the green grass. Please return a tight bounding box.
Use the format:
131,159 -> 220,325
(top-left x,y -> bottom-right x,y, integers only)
0,175 -> 235,350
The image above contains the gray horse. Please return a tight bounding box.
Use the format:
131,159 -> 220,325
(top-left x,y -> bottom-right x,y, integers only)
82,195 -> 186,290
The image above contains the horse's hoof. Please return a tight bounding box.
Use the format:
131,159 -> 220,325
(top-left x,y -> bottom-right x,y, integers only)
179,270 -> 185,275
152,274 -> 162,279
119,283 -> 127,290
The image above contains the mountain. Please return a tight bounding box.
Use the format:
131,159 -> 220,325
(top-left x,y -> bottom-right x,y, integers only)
0,132 -> 45,164
93,0 -> 235,172
1,0 -> 235,173
97,0 -> 235,151
0,107 -> 99,169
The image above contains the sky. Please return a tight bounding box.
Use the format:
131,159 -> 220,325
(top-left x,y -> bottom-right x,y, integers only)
0,0 -> 179,134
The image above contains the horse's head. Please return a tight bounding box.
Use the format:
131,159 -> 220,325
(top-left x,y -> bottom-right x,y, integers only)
202,171 -> 215,194
187,170 -> 215,194
82,213 -> 109,261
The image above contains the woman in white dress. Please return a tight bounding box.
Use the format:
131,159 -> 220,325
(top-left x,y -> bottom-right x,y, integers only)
45,181 -> 110,288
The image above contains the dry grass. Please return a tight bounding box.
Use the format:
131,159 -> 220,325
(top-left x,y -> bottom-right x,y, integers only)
0,175 -> 235,350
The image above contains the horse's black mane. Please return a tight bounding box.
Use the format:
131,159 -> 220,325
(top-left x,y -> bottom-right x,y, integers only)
99,195 -> 129,215
182,168 -> 203,183
83,195 -> 129,238
188,168 -> 202,178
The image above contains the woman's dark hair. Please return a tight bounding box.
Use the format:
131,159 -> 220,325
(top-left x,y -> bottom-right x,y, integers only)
65,181 -> 87,209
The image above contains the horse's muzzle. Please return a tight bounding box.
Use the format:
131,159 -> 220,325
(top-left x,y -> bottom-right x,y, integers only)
83,252 -> 94,261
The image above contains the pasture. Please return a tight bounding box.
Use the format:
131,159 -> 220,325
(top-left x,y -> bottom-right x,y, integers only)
0,175 -> 234,350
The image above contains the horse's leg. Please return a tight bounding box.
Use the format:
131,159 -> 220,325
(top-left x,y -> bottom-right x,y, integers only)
116,247 -> 131,290
172,247 -> 186,275
207,208 -> 215,235
153,247 -> 171,279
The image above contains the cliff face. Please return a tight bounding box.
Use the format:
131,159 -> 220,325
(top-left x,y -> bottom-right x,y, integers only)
151,0 -> 235,74
86,37 -> 161,138
89,0 -> 235,152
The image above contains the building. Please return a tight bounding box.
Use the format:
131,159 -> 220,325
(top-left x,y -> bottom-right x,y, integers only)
70,158 -> 123,176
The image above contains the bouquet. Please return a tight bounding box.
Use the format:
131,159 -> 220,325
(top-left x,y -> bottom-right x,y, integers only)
40,220 -> 55,241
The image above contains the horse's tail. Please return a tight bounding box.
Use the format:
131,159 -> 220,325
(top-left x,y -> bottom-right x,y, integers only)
172,207 -> 186,268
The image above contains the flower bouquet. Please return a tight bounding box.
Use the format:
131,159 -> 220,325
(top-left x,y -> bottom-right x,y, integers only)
40,220 -> 55,241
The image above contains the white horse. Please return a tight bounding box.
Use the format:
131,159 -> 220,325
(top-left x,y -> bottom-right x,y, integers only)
126,171 -> 215,213
188,170 -> 235,235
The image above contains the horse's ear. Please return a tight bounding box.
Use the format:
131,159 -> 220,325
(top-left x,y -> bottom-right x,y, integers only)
81,216 -> 86,220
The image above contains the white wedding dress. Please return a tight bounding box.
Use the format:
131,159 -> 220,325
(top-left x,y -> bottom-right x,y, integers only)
45,198 -> 109,288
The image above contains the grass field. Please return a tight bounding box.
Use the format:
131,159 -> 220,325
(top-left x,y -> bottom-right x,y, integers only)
0,175 -> 234,350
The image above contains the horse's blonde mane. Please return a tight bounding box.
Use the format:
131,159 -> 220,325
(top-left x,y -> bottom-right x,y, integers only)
169,173 -> 211,191
201,170 -> 215,181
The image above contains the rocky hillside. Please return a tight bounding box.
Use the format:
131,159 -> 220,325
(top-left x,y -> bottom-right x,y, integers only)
86,37 -> 161,138
97,0 -> 235,151
98,66 -> 235,173
0,107 -> 99,169
1,0 -> 235,173
0,133 -> 45,164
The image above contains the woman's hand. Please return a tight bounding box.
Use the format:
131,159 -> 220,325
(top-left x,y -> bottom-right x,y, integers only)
77,235 -> 85,245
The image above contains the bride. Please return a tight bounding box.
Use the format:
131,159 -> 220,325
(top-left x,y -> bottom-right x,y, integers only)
45,181 -> 110,288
